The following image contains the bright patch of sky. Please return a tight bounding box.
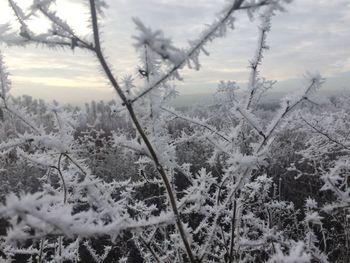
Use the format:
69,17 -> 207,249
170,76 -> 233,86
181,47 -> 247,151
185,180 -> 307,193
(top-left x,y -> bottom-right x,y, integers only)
0,0 -> 349,104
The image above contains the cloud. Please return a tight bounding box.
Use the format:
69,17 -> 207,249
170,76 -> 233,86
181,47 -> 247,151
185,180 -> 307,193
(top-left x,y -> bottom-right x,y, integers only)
1,0 -> 349,103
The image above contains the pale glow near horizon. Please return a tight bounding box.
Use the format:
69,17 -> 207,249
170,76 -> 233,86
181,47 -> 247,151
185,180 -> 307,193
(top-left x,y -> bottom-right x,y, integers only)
0,0 -> 350,104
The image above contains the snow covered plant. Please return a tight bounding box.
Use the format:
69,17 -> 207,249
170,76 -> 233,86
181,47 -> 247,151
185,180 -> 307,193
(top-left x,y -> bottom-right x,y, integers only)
0,0 -> 329,262
287,97 -> 350,262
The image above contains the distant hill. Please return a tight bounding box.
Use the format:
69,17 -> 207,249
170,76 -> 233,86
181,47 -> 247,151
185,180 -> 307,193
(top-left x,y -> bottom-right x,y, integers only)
170,72 -> 350,108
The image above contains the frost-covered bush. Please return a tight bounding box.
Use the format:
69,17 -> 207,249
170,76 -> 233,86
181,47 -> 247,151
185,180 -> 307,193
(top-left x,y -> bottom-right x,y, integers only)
1,0 -> 347,262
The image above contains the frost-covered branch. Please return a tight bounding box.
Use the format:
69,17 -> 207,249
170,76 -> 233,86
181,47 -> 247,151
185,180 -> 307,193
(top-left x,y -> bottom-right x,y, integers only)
162,106 -> 231,143
246,5 -> 274,109
5,0 -> 93,50
301,116 -> 350,151
256,73 -> 324,153
88,0 -> 196,261
130,0 -> 286,103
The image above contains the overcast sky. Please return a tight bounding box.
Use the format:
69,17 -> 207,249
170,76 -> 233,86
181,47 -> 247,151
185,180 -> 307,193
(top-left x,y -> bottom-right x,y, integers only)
0,0 -> 350,104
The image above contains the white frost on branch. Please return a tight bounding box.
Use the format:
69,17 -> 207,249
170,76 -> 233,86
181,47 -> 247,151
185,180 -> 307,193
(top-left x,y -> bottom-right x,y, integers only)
132,18 -> 186,66
267,242 -> 311,263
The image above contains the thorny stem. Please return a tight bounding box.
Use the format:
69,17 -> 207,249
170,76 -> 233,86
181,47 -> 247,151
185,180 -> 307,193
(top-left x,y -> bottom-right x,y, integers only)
88,1 -> 196,262
246,25 -> 269,110
244,4 -> 276,110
